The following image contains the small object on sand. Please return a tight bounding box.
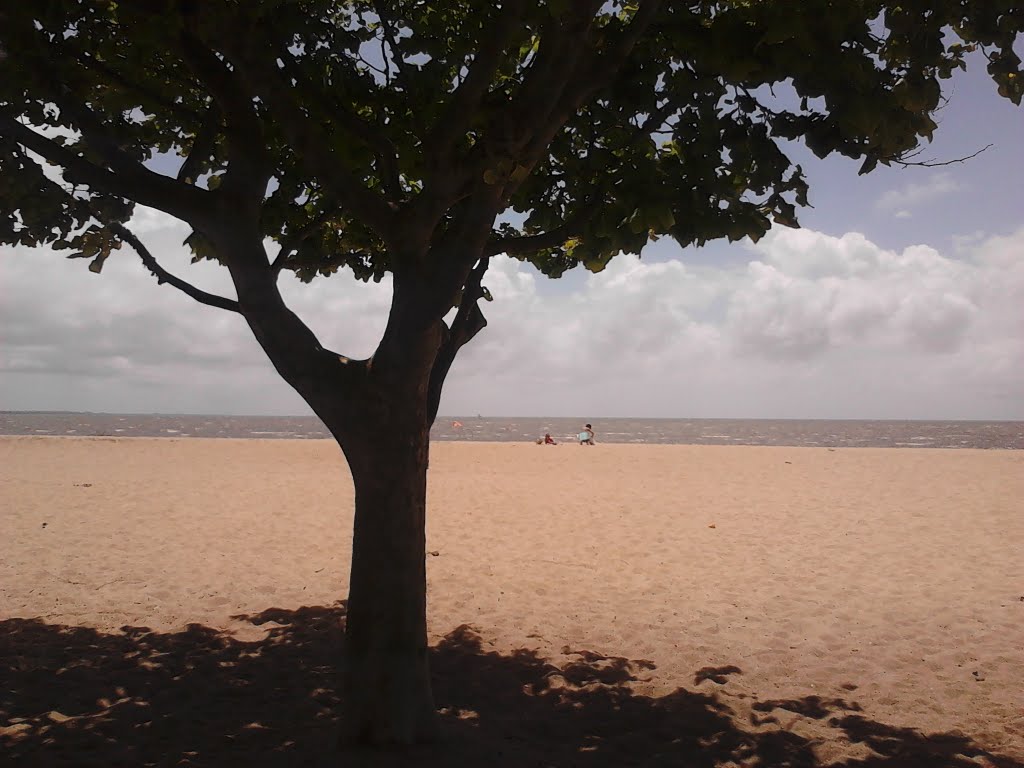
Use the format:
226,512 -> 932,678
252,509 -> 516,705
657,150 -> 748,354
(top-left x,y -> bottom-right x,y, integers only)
972,670 -> 985,681
428,550 -> 440,557
784,461 -> 792,464
41,522 -> 47,528
708,524 -> 716,529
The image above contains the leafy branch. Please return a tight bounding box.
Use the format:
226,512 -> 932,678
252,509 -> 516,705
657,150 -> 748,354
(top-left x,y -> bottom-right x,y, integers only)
109,222 -> 241,313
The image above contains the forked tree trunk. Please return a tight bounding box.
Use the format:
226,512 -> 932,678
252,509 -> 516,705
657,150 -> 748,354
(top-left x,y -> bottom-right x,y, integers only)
325,368 -> 441,746
212,216 -> 487,747
227,228 -> 485,746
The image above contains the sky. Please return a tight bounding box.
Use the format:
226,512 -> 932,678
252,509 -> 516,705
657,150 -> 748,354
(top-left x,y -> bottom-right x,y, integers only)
2,62 -> 1022,420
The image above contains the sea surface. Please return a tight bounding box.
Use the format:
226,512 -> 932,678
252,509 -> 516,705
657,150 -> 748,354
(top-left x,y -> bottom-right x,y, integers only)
1,412 -> 1021,449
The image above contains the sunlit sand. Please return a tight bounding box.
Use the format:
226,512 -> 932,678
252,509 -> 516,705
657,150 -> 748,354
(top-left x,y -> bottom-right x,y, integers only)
2,436 -> 1021,763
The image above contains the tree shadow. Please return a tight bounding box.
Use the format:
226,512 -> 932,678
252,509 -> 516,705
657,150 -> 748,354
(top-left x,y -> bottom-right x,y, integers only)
1,604 -> 1019,767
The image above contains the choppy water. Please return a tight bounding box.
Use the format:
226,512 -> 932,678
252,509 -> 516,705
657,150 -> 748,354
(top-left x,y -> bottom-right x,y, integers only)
1,412 -> 1021,449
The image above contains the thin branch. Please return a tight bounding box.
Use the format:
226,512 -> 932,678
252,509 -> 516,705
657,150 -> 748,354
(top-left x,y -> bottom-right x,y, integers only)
217,36 -> 397,242
178,36 -> 259,135
639,98 -> 677,135
424,0 -> 527,163
416,4 -> 600,225
176,100 -> 222,183
427,255 -> 491,424
373,0 -> 413,90
177,31 -> 269,189
108,222 -> 242,313
893,143 -> 992,168
485,206 -> 598,257
503,2 -> 602,151
356,51 -> 389,77
486,226 -> 573,257
73,51 -> 204,125
270,203 -> 342,274
379,27 -> 390,86
519,0 -> 666,165
279,52 -> 402,199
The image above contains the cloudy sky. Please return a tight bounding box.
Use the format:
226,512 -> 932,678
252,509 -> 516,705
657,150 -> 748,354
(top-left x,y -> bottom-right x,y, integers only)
2,63 -> 1022,420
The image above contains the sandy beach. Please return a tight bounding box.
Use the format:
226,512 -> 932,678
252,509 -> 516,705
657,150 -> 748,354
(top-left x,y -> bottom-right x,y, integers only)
2,436 -> 1022,766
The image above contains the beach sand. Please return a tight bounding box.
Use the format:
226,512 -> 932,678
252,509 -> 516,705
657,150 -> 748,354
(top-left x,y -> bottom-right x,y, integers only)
1,436 -> 1022,765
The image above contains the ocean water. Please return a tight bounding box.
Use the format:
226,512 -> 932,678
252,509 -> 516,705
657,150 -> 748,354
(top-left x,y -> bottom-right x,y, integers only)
1,412 -> 1021,449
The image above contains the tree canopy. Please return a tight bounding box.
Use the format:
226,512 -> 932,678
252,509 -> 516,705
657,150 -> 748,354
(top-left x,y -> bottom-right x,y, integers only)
3,1 -> 1021,288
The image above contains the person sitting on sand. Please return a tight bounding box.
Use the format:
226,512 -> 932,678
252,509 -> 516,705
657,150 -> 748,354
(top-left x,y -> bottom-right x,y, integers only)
578,424 -> 595,445
543,433 -> 557,445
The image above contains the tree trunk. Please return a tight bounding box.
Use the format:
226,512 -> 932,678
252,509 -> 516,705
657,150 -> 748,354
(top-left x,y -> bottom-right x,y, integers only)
211,227 -> 462,748
329,383 -> 440,746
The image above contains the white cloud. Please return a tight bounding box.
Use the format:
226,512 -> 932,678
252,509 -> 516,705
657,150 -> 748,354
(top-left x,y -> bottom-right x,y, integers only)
729,230 -> 983,358
876,172 -> 960,213
129,205 -> 187,234
2,223 -> 1022,419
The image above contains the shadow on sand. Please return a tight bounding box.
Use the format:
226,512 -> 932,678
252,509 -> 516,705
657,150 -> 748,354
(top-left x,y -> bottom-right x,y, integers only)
1,604 -> 1019,767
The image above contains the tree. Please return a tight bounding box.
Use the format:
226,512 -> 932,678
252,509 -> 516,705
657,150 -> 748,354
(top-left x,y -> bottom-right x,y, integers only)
1,0 -> 1020,748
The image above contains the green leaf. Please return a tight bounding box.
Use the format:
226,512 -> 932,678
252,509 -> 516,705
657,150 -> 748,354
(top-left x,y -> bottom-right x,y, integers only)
1,0 -> 1017,290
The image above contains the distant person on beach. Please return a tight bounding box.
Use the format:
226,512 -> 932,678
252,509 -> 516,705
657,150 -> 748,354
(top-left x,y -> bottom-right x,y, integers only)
578,424 -> 595,445
543,433 -> 557,445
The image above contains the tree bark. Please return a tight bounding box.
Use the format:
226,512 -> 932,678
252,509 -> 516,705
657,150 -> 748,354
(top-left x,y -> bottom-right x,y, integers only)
327,301 -> 445,746
334,397 -> 439,745
213,233 -> 442,746
213,225 -> 486,748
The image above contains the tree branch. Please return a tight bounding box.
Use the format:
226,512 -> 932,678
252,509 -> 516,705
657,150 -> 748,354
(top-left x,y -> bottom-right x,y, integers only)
74,50 -> 204,125
0,115 -> 106,187
178,33 -> 263,148
270,202 -> 342,274
503,2 -> 603,153
427,255 -> 491,424
176,31 -> 271,206
893,143 -> 992,168
410,5 -> 603,237
216,37 -> 398,243
424,0 -> 527,165
486,222 -> 576,257
108,222 -> 242,313
54,93 -> 212,223
0,113 -> 207,224
485,188 -> 605,257
373,0 -> 414,90
278,51 -> 403,201
176,100 -> 222,184
520,0 -> 665,165
447,2 -> 610,207
4,23 -> 214,224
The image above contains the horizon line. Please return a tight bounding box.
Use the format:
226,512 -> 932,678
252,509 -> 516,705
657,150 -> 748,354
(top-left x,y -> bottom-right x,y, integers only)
2,410 -> 1021,424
